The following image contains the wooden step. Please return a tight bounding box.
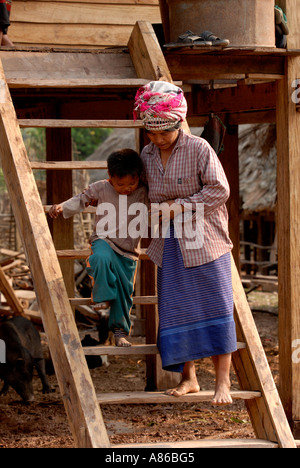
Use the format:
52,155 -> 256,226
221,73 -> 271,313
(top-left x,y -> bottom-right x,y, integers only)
84,344 -> 159,356
44,205 -> 96,214
70,295 -> 157,307
83,342 -> 246,356
97,390 -> 261,405
31,161 -> 107,170
19,119 -> 143,129
114,439 -> 278,449
7,77 -> 150,89
57,248 -> 149,260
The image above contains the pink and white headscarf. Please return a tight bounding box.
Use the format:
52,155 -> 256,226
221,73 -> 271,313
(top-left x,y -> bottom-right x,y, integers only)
133,81 -> 187,131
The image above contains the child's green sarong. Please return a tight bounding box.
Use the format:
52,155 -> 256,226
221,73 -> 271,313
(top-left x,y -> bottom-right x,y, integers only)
86,239 -> 137,335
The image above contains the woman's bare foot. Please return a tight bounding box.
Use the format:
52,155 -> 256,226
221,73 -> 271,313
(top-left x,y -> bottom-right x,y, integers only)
211,354 -> 233,406
211,380 -> 232,406
165,378 -> 200,397
165,361 -> 200,397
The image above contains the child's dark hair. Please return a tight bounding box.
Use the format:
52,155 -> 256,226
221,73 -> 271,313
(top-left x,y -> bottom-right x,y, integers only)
107,149 -> 144,179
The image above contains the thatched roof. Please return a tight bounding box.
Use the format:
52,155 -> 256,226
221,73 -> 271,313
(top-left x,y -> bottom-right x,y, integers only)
87,124 -> 277,213
239,124 -> 277,213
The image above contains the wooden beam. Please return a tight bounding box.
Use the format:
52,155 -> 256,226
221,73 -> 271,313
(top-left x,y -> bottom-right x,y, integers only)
187,82 -> 277,117
276,55 -> 300,437
188,109 -> 277,126
165,53 -> 285,81
31,161 -> 107,170
6,78 -> 150,89
115,439 -> 278,449
0,59 -> 110,448
10,23 -> 134,48
11,2 -> 160,25
128,21 -> 173,82
19,119 -> 143,128
0,50 -> 138,83
97,389 -> 261,405
231,255 -> 296,448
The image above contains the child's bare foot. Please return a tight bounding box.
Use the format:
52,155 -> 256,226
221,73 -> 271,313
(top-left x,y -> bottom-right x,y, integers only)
115,336 -> 132,347
114,329 -> 131,347
165,377 -> 200,397
211,380 -> 232,406
92,301 -> 111,312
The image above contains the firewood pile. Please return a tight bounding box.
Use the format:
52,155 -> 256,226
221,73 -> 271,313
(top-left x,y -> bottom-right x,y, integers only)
0,248 -> 101,328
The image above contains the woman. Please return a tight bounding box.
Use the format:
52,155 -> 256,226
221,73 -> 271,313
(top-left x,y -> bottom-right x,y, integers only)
134,81 -> 237,405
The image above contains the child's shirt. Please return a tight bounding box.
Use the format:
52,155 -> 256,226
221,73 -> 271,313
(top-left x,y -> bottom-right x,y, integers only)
62,180 -> 149,261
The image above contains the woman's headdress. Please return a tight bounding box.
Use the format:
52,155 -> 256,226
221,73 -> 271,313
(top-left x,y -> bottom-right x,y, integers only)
133,81 -> 187,131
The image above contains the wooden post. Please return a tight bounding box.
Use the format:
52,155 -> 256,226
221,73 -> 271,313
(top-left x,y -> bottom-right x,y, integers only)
276,54 -> 300,436
46,128 -> 74,298
158,0 -> 170,44
0,60 -> 110,448
219,123 -> 240,269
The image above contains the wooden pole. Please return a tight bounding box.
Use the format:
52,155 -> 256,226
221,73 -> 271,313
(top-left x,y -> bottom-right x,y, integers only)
46,128 -> 74,298
219,123 -> 240,269
276,54 -> 300,437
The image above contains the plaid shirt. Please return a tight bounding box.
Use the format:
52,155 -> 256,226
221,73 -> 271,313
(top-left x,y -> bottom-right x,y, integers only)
141,129 -> 233,268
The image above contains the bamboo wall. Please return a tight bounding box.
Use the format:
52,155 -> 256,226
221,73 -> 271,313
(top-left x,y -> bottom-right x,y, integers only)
9,0 -> 161,48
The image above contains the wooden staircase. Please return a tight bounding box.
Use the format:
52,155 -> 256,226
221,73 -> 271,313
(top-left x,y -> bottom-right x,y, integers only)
0,21 -> 296,448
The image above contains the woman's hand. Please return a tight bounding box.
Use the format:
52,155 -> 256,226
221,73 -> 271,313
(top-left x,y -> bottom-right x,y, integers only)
49,204 -> 63,219
150,199 -> 183,225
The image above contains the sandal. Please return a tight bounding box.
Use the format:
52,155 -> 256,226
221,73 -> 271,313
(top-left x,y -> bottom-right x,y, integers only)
164,30 -> 212,47
275,5 -> 289,36
199,31 -> 230,47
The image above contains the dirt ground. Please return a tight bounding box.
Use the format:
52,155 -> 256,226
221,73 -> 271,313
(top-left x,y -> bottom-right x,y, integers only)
0,291 -> 280,448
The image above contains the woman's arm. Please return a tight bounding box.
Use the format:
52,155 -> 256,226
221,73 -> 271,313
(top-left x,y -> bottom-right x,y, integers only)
175,141 -> 230,217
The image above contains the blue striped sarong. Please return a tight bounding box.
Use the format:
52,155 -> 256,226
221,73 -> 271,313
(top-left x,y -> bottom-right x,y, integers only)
157,225 -> 237,373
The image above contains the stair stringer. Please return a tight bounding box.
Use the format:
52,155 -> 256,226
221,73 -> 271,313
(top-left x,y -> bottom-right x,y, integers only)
0,60 -> 110,449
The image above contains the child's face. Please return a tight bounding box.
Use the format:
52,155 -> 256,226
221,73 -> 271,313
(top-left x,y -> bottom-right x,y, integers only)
109,174 -> 140,195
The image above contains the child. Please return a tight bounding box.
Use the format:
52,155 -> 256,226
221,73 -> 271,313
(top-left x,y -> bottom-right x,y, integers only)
49,149 -> 148,347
